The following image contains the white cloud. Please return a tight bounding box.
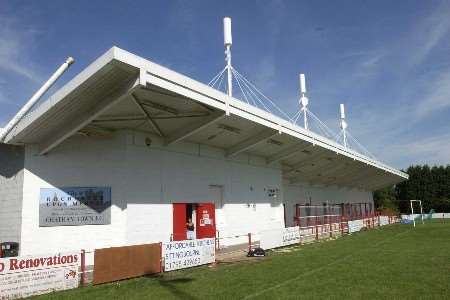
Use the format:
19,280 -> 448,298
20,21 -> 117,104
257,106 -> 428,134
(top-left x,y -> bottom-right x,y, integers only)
0,15 -> 40,81
415,71 -> 450,118
312,4 -> 450,168
407,6 -> 450,67
386,132 -> 450,167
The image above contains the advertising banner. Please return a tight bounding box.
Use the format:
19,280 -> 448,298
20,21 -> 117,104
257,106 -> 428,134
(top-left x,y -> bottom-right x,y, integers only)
348,219 -> 364,233
379,216 -> 389,226
432,213 -> 450,219
39,187 -> 111,226
163,238 -> 215,271
0,252 -> 79,299
260,226 -> 300,250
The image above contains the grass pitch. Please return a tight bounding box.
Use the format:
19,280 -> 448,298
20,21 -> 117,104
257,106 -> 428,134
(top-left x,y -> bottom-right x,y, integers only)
35,221 -> 450,299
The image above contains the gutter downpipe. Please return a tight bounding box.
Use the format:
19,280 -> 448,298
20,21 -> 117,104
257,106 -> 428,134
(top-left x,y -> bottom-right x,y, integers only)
0,57 -> 75,143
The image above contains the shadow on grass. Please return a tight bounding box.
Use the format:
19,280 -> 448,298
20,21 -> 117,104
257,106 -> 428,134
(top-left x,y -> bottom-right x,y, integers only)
155,277 -> 197,300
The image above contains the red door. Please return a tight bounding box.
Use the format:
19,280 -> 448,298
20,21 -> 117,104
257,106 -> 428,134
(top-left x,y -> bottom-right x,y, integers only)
196,203 -> 216,239
173,203 -> 187,241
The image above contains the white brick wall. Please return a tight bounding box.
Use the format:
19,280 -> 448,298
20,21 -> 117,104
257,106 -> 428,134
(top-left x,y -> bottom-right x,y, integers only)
19,129 -> 374,259
0,144 -> 24,244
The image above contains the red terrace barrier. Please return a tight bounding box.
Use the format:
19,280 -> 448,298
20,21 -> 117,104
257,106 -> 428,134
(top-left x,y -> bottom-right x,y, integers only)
80,249 -> 86,285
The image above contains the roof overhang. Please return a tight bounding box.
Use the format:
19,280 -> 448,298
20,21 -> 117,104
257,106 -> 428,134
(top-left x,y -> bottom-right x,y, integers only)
4,47 -> 408,190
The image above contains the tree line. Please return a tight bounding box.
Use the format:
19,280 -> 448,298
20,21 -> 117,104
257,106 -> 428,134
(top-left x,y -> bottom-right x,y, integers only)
374,165 -> 450,213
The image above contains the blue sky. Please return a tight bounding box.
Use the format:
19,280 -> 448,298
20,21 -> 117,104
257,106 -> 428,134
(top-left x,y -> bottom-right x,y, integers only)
1,0 -> 449,169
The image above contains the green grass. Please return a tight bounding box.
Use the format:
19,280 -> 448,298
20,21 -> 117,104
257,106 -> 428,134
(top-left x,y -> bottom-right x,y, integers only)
35,221 -> 450,299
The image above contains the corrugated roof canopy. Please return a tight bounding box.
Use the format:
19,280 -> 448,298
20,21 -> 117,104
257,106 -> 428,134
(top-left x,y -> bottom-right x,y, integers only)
4,47 -> 408,191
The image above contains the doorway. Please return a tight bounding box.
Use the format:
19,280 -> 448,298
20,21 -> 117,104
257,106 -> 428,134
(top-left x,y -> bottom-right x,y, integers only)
172,202 -> 216,241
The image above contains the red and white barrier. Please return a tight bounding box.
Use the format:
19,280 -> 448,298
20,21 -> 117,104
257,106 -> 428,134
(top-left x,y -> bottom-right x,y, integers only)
260,226 -> 301,250
348,219 -> 365,233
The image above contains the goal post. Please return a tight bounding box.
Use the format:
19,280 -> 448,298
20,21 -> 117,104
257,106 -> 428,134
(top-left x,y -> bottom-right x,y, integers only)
410,200 -> 424,227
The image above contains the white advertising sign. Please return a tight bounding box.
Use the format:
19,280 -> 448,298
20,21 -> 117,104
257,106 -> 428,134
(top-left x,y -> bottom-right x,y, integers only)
0,252 -> 79,299
348,219 -> 364,233
260,226 -> 300,250
39,187 -> 111,226
379,216 -> 389,226
163,238 -> 215,271
432,213 -> 450,219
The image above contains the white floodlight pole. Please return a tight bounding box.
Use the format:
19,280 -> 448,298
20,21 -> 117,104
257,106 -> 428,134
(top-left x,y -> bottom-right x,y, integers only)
0,57 -> 75,142
299,73 -> 309,130
224,17 -> 233,98
340,104 -> 348,148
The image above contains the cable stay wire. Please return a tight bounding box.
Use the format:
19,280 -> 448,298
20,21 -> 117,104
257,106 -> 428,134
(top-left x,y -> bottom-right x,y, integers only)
306,110 -> 337,139
334,131 -> 344,144
232,70 -> 251,105
217,72 -> 226,92
231,68 -> 277,113
234,73 -> 258,107
231,69 -> 271,112
207,66 -> 292,120
333,129 -> 377,160
347,132 -> 377,160
231,67 -> 293,120
207,66 -> 377,160
208,67 -> 227,87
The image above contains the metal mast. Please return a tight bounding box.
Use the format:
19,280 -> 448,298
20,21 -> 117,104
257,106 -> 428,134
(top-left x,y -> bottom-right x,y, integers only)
299,73 -> 309,130
339,104 -> 348,148
224,17 -> 233,97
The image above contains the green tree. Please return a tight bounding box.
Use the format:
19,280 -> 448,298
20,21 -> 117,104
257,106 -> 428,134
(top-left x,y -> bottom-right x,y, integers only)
373,186 -> 398,212
376,164 -> 450,213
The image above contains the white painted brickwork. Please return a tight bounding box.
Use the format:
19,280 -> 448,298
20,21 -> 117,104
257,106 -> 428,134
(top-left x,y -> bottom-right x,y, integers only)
0,144 -> 24,244
19,130 -> 373,259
